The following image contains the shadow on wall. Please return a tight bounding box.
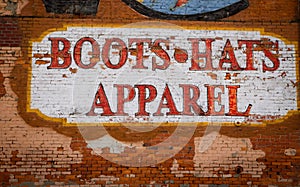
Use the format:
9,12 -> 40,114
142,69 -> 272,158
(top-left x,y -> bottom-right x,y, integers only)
40,0 -> 249,20
0,71 -> 5,98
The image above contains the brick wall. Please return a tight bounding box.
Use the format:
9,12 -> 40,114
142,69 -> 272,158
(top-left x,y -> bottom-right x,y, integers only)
0,0 -> 299,186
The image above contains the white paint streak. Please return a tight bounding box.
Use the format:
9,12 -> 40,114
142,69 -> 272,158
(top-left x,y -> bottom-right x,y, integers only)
88,135 -> 143,154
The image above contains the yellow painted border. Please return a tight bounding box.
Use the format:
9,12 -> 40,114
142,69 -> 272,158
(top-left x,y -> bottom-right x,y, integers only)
26,22 -> 300,127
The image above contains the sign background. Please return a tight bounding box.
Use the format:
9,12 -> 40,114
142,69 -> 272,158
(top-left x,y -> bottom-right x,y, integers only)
30,26 -> 297,125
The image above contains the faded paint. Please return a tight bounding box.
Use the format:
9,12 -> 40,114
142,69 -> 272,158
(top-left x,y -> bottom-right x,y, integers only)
30,26 -> 297,125
284,148 -> 297,156
80,124 -> 196,167
0,47 -> 83,184
0,0 -> 28,15
171,132 -> 266,178
132,0 -> 241,15
122,0 -> 249,20
87,134 -> 143,154
88,175 -> 120,185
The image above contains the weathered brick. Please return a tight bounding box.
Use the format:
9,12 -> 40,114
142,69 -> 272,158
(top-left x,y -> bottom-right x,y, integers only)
0,0 -> 299,186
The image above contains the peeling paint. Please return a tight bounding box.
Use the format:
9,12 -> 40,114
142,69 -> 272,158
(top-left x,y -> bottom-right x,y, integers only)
171,132 -> 266,178
87,134 -> 143,154
0,0 -> 28,15
284,148 -> 297,156
0,48 -> 83,184
193,132 -> 266,178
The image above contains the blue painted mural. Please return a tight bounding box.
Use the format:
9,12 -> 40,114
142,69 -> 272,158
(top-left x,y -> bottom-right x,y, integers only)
41,0 -> 249,19
122,0 -> 249,20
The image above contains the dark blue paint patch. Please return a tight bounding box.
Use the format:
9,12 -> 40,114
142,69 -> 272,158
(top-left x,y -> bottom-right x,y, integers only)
122,0 -> 249,20
42,0 -> 100,15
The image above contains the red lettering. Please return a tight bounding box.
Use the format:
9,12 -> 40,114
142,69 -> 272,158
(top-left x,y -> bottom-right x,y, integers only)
154,84 -> 180,116
226,85 -> 252,116
87,83 -> 114,116
74,37 -> 100,69
205,85 -> 224,115
151,39 -> 171,70
174,48 -> 188,63
262,40 -> 279,72
238,40 -> 260,70
135,85 -> 157,116
114,84 -> 135,115
180,84 -> 204,115
48,38 -> 71,69
219,39 -> 242,71
188,38 -> 215,71
102,38 -> 128,69
129,38 -> 152,69
86,83 -> 254,117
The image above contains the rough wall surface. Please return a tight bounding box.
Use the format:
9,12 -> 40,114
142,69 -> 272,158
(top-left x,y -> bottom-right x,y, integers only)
0,0 -> 299,186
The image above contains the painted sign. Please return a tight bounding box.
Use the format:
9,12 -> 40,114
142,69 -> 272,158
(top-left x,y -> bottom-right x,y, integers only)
30,24 -> 298,125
